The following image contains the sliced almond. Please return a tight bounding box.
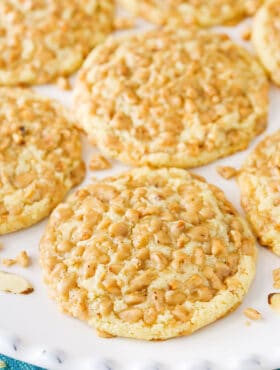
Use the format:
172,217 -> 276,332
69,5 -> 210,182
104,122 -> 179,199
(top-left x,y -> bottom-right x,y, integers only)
0,271 -> 33,294
243,307 -> 262,320
268,293 -> 280,314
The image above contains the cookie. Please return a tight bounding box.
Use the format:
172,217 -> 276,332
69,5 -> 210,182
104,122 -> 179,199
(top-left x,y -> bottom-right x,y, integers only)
238,130 -> 280,256
118,0 -> 262,27
252,0 -> 280,86
0,88 -> 85,234
0,0 -> 114,85
40,168 -> 256,340
73,28 -> 269,169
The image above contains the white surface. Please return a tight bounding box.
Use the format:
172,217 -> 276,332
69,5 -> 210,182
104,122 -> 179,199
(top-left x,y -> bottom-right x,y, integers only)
0,19 -> 280,370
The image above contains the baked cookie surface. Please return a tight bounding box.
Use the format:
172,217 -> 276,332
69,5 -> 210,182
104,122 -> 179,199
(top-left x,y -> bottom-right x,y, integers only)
118,0 -> 262,27
40,168 -> 256,340
238,130 -> 280,256
0,88 -> 85,234
0,0 -> 114,85
252,0 -> 280,86
74,29 -> 268,169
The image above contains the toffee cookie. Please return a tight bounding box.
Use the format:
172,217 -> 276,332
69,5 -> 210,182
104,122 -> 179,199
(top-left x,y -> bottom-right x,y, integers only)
238,130 -> 280,256
252,0 -> 280,86
0,88 -> 85,234
0,0 -> 114,85
118,0 -> 263,27
74,28 -> 269,169
40,168 -> 256,340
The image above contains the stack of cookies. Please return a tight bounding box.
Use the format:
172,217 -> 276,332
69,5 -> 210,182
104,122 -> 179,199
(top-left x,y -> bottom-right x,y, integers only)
0,0 -> 280,341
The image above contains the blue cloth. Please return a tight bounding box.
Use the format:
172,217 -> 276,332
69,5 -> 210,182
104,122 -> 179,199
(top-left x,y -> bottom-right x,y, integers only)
0,354 -> 45,370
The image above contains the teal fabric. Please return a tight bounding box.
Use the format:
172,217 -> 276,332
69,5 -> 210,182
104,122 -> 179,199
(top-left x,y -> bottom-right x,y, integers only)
0,354 -> 45,370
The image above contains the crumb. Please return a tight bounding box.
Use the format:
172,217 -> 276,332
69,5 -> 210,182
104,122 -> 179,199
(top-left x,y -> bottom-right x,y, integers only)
114,17 -> 135,30
16,251 -> 30,268
2,258 -> 17,267
217,166 -> 238,179
245,320 -> 251,326
241,26 -> 251,41
243,307 -> 262,320
56,77 -> 72,91
89,154 -> 111,171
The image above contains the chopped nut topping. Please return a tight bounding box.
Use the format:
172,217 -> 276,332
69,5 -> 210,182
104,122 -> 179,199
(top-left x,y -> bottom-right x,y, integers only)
217,166 -> 238,179
39,168 -> 256,339
89,154 -> 111,171
0,271 -> 33,294
0,1 -> 115,85
238,129 -> 280,257
0,88 -> 85,235
118,0 -> 262,27
268,293 -> 280,313
243,307 -> 262,320
74,28 -> 268,169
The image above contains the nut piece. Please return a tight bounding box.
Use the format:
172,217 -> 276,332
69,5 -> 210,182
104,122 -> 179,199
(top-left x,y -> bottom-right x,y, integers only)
241,27 -> 251,41
119,308 -> 143,323
243,307 -> 262,320
16,251 -> 30,268
0,271 -> 33,294
114,17 -> 135,30
268,293 -> 280,314
217,166 -> 238,179
0,360 -> 6,369
89,154 -> 111,171
273,268 -> 280,289
1,258 -> 16,267
96,328 -> 115,338
56,77 -> 72,91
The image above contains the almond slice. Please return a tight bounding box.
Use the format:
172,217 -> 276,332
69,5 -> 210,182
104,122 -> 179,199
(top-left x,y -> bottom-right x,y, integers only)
268,293 -> 280,314
0,271 -> 33,294
243,307 -> 262,320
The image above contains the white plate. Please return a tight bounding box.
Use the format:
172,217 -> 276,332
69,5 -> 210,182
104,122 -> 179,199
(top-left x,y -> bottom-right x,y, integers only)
0,17 -> 280,370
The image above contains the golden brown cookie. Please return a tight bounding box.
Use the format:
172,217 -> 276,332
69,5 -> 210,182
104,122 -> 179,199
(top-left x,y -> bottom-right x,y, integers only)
238,130 -> 280,256
74,28 -> 269,169
0,88 -> 85,234
0,0 -> 114,85
118,0 -> 263,27
40,168 -> 256,340
252,0 -> 280,86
